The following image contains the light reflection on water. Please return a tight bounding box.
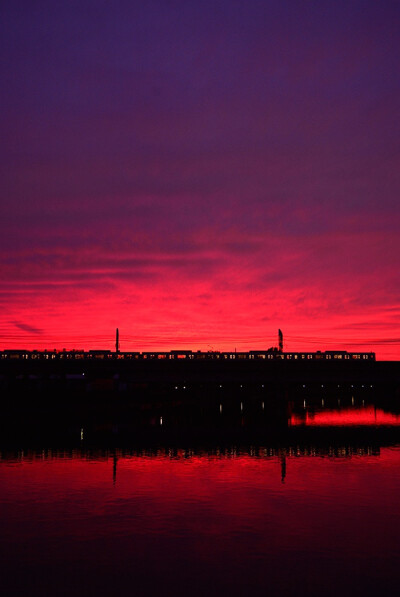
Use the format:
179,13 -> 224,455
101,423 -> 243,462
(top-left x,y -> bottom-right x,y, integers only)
1,399 -> 400,597
290,406 -> 400,426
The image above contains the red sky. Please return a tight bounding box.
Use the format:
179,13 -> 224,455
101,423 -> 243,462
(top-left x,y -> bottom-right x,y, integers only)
1,1 -> 399,358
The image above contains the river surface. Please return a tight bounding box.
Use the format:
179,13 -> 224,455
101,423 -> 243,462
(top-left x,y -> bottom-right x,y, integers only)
1,400 -> 400,597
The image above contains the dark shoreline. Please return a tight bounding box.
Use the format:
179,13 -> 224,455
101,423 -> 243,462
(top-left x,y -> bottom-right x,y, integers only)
1,358 -> 400,389
1,359 -> 399,451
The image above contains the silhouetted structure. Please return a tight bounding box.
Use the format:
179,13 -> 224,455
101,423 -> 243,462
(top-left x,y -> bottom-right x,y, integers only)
116,328 -> 120,354
1,329 -> 377,362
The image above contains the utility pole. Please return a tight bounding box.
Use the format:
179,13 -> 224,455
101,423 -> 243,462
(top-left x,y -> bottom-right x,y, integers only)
278,329 -> 283,353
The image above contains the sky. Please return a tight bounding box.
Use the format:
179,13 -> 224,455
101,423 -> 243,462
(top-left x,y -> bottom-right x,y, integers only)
1,0 -> 399,358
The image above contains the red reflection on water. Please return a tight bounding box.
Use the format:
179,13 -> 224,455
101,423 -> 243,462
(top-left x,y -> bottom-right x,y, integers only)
1,448 -> 400,597
290,406 -> 400,426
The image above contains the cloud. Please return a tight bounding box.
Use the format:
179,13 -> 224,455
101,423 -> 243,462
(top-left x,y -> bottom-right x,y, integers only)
12,321 -> 44,334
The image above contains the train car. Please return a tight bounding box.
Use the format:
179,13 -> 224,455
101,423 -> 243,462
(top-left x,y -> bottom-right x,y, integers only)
87,350 -> 113,360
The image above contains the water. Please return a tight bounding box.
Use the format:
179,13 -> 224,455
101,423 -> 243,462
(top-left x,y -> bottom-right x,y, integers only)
1,399 -> 400,597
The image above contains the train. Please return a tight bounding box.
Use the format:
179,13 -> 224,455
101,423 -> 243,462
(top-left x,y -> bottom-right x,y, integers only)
0,348 -> 376,361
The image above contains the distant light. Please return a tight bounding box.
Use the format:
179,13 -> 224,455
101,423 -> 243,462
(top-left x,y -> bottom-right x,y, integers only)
80,428 -> 84,440
219,404 -> 222,413
240,402 -> 243,411
160,417 -> 163,426
262,402 -> 264,410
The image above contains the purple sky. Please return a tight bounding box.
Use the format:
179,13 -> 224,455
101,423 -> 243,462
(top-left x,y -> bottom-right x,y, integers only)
1,1 -> 399,357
